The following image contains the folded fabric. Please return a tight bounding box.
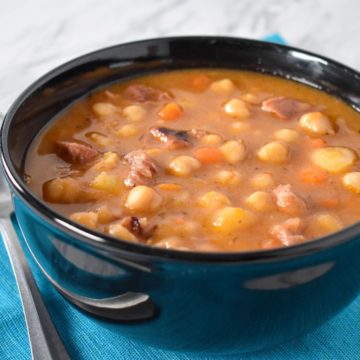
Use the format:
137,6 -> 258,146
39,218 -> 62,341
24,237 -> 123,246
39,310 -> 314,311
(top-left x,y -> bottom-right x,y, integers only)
1,34 -> 359,360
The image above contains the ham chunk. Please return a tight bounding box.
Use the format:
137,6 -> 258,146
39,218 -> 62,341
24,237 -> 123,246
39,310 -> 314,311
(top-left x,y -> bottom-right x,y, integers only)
270,218 -> 305,247
273,184 -> 307,215
123,150 -> 158,187
55,141 -> 98,164
125,84 -> 171,102
150,127 -> 192,150
262,96 -> 311,120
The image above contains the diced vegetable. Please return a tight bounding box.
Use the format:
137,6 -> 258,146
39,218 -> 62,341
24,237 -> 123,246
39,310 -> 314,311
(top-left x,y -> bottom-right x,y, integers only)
123,105 -> 147,122
197,191 -> 231,209
307,213 -> 343,237
210,78 -> 235,94
107,222 -> 138,242
90,172 -> 122,194
70,212 -> 98,228
274,128 -> 299,143
194,147 -> 225,164
158,102 -> 183,121
312,147 -> 357,173
299,167 -> 327,184
200,134 -> 223,145
250,173 -> 274,189
215,170 -> 242,186
92,102 -> 119,116
43,178 -> 84,203
191,74 -> 211,90
116,124 -> 138,138
245,191 -> 274,212
92,152 -> 119,171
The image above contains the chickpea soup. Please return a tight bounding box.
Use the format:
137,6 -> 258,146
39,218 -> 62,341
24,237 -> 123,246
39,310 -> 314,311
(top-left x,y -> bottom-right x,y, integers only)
24,69 -> 360,252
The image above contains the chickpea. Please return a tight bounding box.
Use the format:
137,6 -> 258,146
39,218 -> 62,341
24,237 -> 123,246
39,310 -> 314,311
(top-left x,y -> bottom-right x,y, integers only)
198,191 -> 231,209
210,78 -> 235,94
90,172 -> 122,194
125,185 -> 162,213
107,222 -> 138,242
312,147 -> 357,173
307,213 -> 343,238
299,112 -> 335,135
168,156 -> 201,177
70,212 -> 98,228
92,102 -> 118,116
200,134 -> 223,145
123,104 -> 147,122
96,206 -> 118,224
224,99 -> 250,119
274,128 -> 299,143
215,170 -> 242,186
116,124 -> 138,138
250,173 -> 275,189
220,140 -> 246,164
342,172 -> 360,193
257,141 -> 288,164
210,207 -> 257,235
245,191 -> 274,212
231,122 -> 251,133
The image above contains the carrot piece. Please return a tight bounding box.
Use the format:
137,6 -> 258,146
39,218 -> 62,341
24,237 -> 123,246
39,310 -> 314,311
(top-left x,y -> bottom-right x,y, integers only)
158,183 -> 182,191
308,138 -> 327,148
194,147 -> 225,164
176,217 -> 186,225
299,167 -> 327,184
191,74 -> 211,90
319,198 -> 339,209
158,103 -> 183,121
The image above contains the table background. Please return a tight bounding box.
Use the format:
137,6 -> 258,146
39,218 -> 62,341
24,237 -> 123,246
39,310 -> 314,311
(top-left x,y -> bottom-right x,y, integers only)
1,0 -> 360,359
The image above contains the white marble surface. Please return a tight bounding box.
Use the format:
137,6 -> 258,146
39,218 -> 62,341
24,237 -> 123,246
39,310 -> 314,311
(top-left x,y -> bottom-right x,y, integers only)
1,0 -> 359,113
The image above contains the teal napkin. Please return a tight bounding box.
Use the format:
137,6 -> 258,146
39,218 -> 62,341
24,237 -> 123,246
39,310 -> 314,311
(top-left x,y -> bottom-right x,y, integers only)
1,35 -> 360,359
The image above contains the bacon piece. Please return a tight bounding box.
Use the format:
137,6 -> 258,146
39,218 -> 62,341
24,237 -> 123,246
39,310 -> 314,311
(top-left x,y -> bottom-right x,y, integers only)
270,218 -> 305,246
125,84 -> 171,102
273,184 -> 307,215
150,127 -> 192,150
55,141 -> 98,164
261,96 -> 311,119
123,150 -> 158,187
120,216 -> 143,236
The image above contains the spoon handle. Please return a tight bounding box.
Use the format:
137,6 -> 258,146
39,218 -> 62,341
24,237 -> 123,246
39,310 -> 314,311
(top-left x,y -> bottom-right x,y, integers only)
0,217 -> 70,360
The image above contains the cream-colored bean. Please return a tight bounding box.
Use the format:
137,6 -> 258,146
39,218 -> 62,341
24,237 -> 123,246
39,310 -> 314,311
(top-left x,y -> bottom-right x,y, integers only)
107,222 -> 138,242
274,128 -> 299,143
250,173 -> 275,189
210,78 -> 235,94
123,105 -> 147,122
342,172 -> 360,193
197,191 -> 231,209
70,212 -> 98,228
92,102 -> 118,116
125,185 -> 162,213
224,99 -> 250,119
257,141 -> 288,164
312,147 -> 357,173
299,112 -> 335,135
215,170 -> 242,186
307,213 -> 343,238
200,134 -> 223,145
168,156 -> 201,177
116,124 -> 138,138
220,140 -> 246,164
245,191 -> 274,212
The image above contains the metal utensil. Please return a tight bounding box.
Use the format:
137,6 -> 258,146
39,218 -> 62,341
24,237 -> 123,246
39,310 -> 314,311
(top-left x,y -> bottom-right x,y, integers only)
0,168 -> 71,359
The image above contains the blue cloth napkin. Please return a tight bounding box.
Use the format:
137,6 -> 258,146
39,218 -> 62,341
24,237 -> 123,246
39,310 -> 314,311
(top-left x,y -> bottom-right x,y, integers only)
2,34 -> 360,360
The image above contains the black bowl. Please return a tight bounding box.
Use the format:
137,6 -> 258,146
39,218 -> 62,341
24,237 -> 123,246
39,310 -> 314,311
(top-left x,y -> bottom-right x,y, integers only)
2,36 -> 360,354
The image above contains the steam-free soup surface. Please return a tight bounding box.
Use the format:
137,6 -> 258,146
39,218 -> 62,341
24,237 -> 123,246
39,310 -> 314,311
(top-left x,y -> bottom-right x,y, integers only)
25,69 -> 360,252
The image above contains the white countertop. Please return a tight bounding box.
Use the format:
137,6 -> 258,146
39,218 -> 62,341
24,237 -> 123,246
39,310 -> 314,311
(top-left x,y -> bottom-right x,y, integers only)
1,0 -> 359,113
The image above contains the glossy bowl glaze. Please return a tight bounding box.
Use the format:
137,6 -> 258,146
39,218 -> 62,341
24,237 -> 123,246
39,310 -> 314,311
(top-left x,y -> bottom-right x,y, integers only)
2,37 -> 360,354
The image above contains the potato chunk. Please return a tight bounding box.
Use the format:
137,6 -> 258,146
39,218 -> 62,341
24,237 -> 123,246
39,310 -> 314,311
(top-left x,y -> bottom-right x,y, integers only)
257,141 -> 288,164
220,140 -> 246,164
168,156 -> 201,177
342,172 -> 360,194
312,147 -> 357,173
70,211 -> 98,228
43,177 -> 84,203
299,112 -> 335,135
107,222 -> 138,242
92,102 -> 118,116
210,207 -> 257,235
90,172 -> 122,195
123,105 -> 147,122
224,99 -> 250,119
125,185 -> 162,213
274,128 -> 299,143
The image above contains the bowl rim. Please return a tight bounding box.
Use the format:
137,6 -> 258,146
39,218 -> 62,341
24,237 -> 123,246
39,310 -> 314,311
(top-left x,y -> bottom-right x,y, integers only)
2,35 -> 360,264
